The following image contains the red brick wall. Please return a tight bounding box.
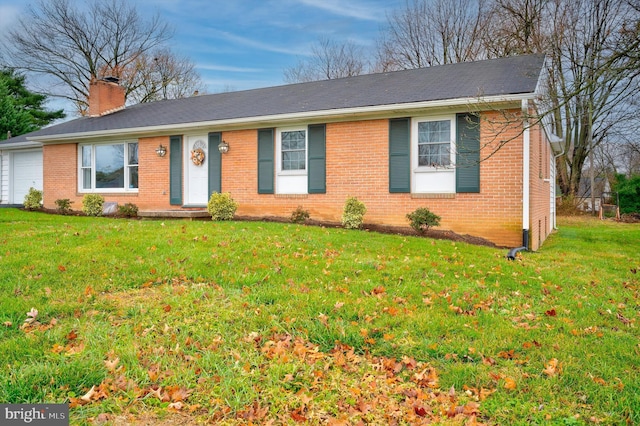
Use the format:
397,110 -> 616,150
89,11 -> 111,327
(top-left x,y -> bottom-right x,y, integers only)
42,109 -> 555,248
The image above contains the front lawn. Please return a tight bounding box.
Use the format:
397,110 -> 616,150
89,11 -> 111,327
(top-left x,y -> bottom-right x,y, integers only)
0,209 -> 637,425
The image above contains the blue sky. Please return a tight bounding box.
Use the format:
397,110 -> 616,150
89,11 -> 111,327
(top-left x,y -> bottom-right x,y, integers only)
0,0 -> 403,103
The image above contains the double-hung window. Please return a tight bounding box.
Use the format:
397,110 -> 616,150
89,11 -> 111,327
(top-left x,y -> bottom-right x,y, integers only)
412,116 -> 456,193
281,130 -> 306,171
79,142 -> 139,192
276,127 -> 308,194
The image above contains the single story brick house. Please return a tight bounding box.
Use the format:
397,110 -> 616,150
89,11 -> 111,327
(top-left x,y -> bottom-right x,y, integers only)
9,54 -> 561,250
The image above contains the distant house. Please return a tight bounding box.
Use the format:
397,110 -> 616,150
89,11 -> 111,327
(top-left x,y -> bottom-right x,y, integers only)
5,55 -> 561,250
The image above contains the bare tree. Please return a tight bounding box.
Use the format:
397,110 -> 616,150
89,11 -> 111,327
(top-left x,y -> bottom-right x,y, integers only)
124,48 -> 205,104
540,0 -> 640,197
483,0 -> 547,56
284,38 -> 367,83
376,0 -> 490,71
2,0 -> 201,115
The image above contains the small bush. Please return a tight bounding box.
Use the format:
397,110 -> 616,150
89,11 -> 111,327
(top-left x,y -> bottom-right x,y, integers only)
82,194 -> 105,217
54,199 -> 73,215
290,206 -> 310,224
118,202 -> 139,217
407,207 -> 441,233
341,197 -> 367,229
556,195 -> 584,216
23,188 -> 43,210
207,192 -> 238,221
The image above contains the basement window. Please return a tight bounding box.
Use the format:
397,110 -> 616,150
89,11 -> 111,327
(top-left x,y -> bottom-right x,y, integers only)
79,142 -> 139,192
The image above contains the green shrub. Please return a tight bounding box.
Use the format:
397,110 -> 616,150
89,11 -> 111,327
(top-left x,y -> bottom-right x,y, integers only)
207,192 -> 238,221
54,199 -> 73,215
82,194 -> 105,217
341,197 -> 367,229
118,202 -> 139,217
406,207 -> 441,233
23,188 -> 43,210
290,206 -> 310,224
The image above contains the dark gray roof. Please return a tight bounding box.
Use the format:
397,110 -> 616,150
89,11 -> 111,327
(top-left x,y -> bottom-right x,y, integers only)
21,54 -> 544,141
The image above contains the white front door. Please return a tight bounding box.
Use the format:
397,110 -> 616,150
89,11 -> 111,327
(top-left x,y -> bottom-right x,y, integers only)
184,135 -> 209,206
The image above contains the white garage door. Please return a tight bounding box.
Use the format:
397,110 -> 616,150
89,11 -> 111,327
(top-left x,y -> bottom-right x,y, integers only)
12,151 -> 43,204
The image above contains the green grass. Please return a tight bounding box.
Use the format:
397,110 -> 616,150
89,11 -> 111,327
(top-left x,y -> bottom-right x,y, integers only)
0,209 -> 638,425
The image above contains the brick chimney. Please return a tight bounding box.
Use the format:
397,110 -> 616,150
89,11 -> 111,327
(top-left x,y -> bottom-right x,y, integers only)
88,77 -> 125,117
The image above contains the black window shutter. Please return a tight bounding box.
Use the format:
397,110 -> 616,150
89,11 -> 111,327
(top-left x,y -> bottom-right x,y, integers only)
208,132 -> 222,196
307,124 -> 326,194
169,135 -> 183,205
257,128 -> 274,194
456,113 -> 480,193
389,118 -> 410,193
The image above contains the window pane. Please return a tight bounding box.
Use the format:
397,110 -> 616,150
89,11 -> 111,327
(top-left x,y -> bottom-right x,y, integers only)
283,151 -> 306,170
82,145 -> 92,167
95,144 -> 125,188
129,166 -> 139,189
419,120 -> 450,143
128,143 -> 138,165
82,168 -> 92,189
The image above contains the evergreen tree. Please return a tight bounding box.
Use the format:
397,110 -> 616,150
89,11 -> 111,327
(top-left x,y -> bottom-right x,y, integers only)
0,68 -> 65,140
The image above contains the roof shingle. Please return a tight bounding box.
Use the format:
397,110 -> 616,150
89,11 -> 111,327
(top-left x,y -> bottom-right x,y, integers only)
3,54 -> 544,143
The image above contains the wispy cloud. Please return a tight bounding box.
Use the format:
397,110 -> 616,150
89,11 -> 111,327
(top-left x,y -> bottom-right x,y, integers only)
297,0 -> 386,21
196,64 -> 263,73
210,30 -> 309,56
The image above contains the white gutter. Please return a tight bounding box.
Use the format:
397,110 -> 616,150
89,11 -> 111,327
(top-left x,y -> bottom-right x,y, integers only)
0,141 -> 42,150
28,93 -> 536,143
522,99 -> 530,246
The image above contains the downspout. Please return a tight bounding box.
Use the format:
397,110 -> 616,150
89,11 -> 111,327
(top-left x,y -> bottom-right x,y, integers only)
507,99 -> 531,260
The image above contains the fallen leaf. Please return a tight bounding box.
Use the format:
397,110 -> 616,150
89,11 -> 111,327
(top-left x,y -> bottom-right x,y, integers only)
163,304 -> 172,312
414,405 -> 428,417
58,265 -> 66,272
168,401 -> 183,411
80,385 -> 96,402
104,357 -> 119,372
543,358 -> 560,377
318,313 -> 329,327
504,377 -> 517,390
66,329 -> 78,341
24,307 -> 38,324
545,309 -> 557,317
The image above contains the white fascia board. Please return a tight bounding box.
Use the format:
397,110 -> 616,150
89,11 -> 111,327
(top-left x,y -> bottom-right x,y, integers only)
0,141 -> 42,150
29,93 -> 535,143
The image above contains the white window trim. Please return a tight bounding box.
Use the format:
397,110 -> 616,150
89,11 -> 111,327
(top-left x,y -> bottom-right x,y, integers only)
411,115 -> 456,194
77,141 -> 139,193
276,126 -> 308,177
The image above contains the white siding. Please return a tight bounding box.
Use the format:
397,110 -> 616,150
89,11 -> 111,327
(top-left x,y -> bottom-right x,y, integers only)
0,153 -> 9,205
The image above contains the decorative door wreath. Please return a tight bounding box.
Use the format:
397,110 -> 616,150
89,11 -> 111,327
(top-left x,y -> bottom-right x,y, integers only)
190,140 -> 207,166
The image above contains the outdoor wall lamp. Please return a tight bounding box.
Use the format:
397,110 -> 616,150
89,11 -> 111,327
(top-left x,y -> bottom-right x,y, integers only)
155,144 -> 167,157
218,140 -> 229,154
